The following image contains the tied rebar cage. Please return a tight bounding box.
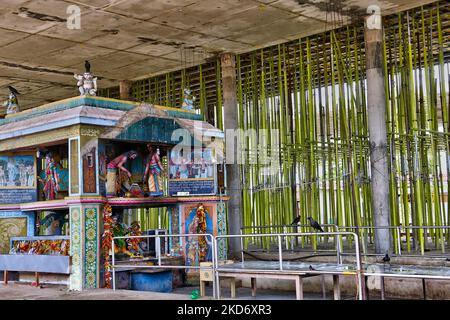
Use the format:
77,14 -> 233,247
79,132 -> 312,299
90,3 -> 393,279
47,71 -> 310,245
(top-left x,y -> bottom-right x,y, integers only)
99,2 -> 450,255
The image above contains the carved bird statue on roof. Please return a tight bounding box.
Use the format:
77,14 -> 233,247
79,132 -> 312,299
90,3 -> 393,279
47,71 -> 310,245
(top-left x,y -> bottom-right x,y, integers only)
3,85 -> 20,114
85,60 -> 91,73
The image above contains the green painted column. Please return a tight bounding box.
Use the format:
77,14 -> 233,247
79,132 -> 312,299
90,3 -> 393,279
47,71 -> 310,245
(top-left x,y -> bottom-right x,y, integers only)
69,203 -> 101,291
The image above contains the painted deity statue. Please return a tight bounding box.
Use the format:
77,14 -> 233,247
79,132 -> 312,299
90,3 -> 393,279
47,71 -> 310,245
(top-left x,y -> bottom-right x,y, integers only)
181,88 -> 195,111
186,204 -> 211,267
40,212 -> 69,235
106,150 -> 138,197
42,153 -> 60,200
142,144 -> 165,196
2,86 -> 20,114
74,60 -> 97,96
0,166 -> 5,186
6,157 -> 17,186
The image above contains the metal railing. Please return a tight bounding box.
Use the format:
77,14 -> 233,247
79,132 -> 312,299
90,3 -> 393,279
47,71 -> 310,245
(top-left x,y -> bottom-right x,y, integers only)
239,223 -> 449,257
240,224 -> 342,262
214,231 -> 363,300
338,225 -> 450,256
111,233 -> 216,298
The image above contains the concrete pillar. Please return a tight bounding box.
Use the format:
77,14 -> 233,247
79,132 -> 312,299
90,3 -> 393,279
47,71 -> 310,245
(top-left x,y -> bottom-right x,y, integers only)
119,80 -> 132,100
364,6 -> 392,254
220,53 -> 242,257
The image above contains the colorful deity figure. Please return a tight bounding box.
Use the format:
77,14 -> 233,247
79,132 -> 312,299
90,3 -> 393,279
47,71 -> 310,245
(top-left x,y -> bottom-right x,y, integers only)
3,86 -> 20,114
40,211 -> 69,235
142,144 -> 165,196
42,152 -> 60,200
0,165 -> 5,186
26,162 -> 34,187
74,60 -> 98,96
185,204 -> 212,267
7,157 -> 17,186
181,88 -> 195,111
106,150 -> 138,197
111,213 -> 133,257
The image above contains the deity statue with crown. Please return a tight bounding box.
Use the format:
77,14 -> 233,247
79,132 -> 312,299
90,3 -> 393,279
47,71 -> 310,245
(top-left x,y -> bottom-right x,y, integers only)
3,86 -> 20,114
74,60 -> 98,96
181,88 -> 196,111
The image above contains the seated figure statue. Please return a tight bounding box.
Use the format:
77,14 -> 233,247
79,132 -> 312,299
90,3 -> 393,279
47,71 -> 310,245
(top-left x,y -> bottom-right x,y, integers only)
74,60 -> 97,96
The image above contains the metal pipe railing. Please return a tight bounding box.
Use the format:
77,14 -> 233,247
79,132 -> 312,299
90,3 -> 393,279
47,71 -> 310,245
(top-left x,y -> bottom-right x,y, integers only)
339,225 -> 450,255
240,223 -> 341,262
111,233 -> 216,298
239,223 -> 450,264
214,231 -> 362,300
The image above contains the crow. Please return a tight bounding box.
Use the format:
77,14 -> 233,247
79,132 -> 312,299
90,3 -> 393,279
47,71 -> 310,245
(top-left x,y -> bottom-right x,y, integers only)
290,215 -> 301,225
309,265 -> 315,271
307,216 -> 324,232
8,86 -> 19,95
382,253 -> 390,264
85,60 -> 91,73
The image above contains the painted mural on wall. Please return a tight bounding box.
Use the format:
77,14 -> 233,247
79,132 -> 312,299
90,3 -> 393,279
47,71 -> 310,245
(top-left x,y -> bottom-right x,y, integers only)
0,217 -> 27,254
168,148 -> 215,196
184,204 -> 213,268
0,154 -> 37,204
0,154 -> 35,188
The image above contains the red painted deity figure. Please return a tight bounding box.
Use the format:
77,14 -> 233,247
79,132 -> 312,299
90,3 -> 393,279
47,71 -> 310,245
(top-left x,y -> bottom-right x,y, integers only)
42,152 -> 60,200
142,144 -> 165,196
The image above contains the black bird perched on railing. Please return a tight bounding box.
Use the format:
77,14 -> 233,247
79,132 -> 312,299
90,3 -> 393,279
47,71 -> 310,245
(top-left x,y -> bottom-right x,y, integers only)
307,216 -> 324,232
309,265 -> 315,271
290,215 -> 301,225
382,253 -> 390,264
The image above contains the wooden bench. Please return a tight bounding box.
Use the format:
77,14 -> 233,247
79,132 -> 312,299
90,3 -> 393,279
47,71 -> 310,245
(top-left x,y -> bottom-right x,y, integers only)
217,271 -> 343,300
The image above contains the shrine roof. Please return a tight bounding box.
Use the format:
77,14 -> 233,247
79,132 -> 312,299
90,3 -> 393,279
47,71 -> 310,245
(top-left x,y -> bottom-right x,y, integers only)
0,95 -> 211,141
0,95 -> 202,125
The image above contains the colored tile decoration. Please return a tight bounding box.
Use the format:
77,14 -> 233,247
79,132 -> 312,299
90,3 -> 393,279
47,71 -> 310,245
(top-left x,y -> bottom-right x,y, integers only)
217,201 -> 227,260
69,207 -> 82,290
84,207 -> 98,289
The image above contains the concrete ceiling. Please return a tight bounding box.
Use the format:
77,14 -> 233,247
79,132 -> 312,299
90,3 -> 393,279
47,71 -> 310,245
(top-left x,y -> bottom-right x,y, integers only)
0,0 -> 437,109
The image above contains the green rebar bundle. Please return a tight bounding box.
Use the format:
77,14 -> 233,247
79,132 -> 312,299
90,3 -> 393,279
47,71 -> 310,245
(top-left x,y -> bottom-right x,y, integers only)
98,2 -> 450,254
